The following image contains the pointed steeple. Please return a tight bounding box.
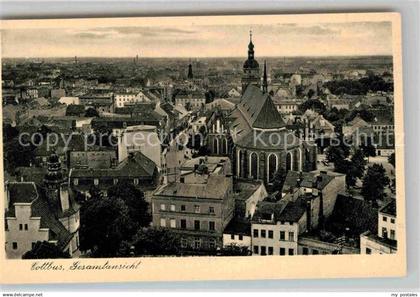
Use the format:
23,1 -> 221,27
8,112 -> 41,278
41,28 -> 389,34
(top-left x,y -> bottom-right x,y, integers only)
187,59 -> 193,79
248,30 -> 254,60
262,60 -> 268,93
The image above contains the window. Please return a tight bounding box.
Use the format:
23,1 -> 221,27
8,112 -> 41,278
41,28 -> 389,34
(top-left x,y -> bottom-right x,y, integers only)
209,221 -> 215,231
193,238 -> 201,249
253,246 -> 259,254
366,248 -> 372,254
12,242 -> 18,250
390,229 -> 395,240
73,178 -> 79,186
160,204 -> 166,211
94,178 -> 99,185
238,235 -> 243,241
302,247 -> 309,255
170,219 -> 176,228
170,204 -> 176,211
194,220 -> 200,230
391,218 -> 395,224
279,248 -> 285,256
230,234 -> 235,240
312,249 -> 319,255
19,224 -> 23,231
180,177 -> 185,183
261,230 -> 266,238
209,207 -> 215,214
253,229 -> 259,238
113,178 -> 118,185
160,218 -> 166,227
382,227 -> 388,238
181,205 -> 186,212
268,247 -> 273,255
279,231 -> 285,240
288,232 -> 294,241
181,238 -> 188,248
209,239 -> 216,249
288,248 -> 294,256
268,230 -> 273,239
383,216 -> 387,222
133,178 -> 139,185
194,205 -> 200,213
260,246 -> 267,256
24,224 -> 28,231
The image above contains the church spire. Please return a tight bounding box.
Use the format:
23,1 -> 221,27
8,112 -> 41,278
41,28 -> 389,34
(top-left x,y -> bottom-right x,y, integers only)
248,29 -> 254,60
262,60 -> 268,93
187,59 -> 193,79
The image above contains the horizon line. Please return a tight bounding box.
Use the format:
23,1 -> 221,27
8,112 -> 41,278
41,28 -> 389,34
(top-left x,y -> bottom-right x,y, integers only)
2,54 -> 393,59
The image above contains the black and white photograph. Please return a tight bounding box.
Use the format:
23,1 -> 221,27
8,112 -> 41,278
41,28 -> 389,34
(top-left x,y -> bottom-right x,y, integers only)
0,12 -> 406,283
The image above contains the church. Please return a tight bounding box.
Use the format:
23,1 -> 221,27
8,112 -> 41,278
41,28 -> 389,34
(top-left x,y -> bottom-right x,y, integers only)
208,32 -> 317,186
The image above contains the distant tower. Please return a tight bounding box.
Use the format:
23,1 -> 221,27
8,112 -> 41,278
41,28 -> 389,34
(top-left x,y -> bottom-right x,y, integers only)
187,60 -> 193,79
74,56 -> 78,64
262,60 -> 268,94
241,30 -> 260,94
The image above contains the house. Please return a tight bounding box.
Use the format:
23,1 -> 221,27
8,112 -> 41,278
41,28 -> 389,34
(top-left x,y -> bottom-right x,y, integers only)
233,180 -> 268,218
59,97 -> 80,106
360,199 -> 397,254
251,199 -> 307,256
113,125 -> 162,168
222,217 -> 252,250
114,90 -> 154,108
69,152 -> 159,201
174,93 -> 206,111
152,157 -> 235,252
5,154 -> 80,259
282,170 -> 346,225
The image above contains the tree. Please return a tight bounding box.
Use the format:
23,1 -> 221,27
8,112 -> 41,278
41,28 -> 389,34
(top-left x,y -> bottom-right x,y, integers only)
85,107 -> 99,117
107,181 -> 151,227
298,99 -> 326,114
361,164 -> 390,206
22,241 -> 70,259
129,227 -> 181,256
388,152 -> 395,167
79,193 -> 137,257
334,150 -> 367,188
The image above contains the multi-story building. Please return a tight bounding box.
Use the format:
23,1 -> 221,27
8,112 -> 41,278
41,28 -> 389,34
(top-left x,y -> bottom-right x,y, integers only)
5,153 -> 81,259
360,199 -> 397,254
114,90 -> 153,108
251,200 -> 307,256
69,151 -> 159,201
152,157 -> 235,252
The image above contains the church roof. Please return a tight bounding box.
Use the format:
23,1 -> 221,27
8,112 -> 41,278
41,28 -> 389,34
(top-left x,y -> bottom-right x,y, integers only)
238,85 -> 286,129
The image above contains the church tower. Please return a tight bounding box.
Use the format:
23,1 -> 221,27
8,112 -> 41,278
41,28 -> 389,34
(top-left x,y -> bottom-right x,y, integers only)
187,60 -> 193,79
241,30 -> 260,94
43,152 -> 70,212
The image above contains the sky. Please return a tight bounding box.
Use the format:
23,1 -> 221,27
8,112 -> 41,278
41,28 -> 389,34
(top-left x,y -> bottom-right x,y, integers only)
1,21 -> 393,58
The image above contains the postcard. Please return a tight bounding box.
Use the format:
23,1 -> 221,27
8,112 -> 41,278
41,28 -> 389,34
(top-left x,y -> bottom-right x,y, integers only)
0,12 -> 405,284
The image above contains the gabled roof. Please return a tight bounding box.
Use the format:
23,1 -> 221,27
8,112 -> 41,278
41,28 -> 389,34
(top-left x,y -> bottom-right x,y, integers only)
238,85 -> 286,129
379,199 -> 396,217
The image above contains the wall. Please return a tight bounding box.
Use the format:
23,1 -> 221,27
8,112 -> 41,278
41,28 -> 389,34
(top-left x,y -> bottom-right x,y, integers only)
5,203 -> 50,259
251,222 -> 300,256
